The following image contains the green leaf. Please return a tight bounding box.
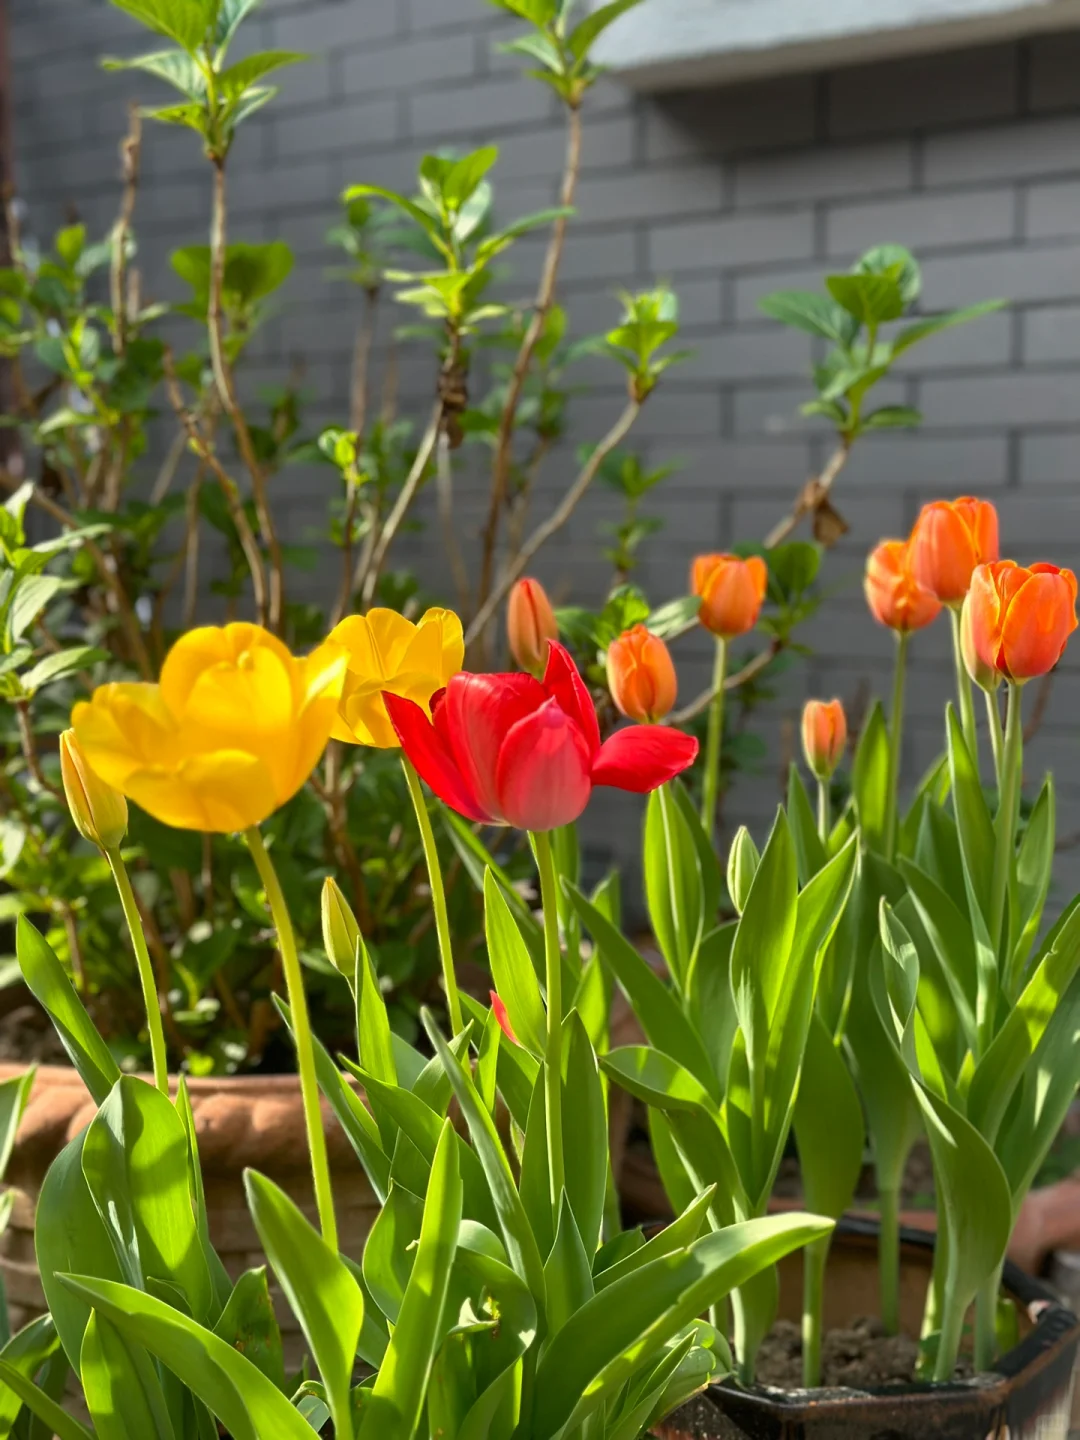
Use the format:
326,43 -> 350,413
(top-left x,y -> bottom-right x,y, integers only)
7,576 -> 69,646
859,406 -> 922,431
53,224 -> 86,268
946,706 -> 995,927
357,939 -> 396,1086
855,244 -> 921,303
594,1186 -> 715,1292
19,646 -> 107,694
363,1183 -> 423,1325
101,48 -> 206,100
357,1122 -> 462,1440
544,1195 -> 594,1338
757,290 -> 856,344
826,272 -> 904,325
531,1213 -> 833,1439
1010,778 -> 1055,987
215,0 -> 261,47
729,808 -> 797,1065
212,1268 -> 285,1392
786,766 -> 826,884
80,1310 -> 176,1440
643,786 -> 703,989
0,1360 -> 91,1440
57,1276 -> 313,1440
567,0 -> 642,60
16,919 -> 119,1105
484,869 -> 545,1059
793,1015 -> 864,1219
110,0 -> 209,51
897,858 -> 979,1055
0,1069 -> 34,1184
219,50 -> 306,98
561,1011 -> 608,1255
245,1171 -> 363,1440
891,299 -> 1005,358
852,700 -> 889,854
498,31 -> 563,71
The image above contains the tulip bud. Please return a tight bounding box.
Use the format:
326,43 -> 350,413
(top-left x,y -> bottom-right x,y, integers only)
967,559 -> 1078,685
490,990 -> 518,1045
727,826 -> 760,915
959,592 -> 1001,693
59,729 -> 127,851
691,553 -> 768,641
321,876 -> 361,975
865,539 -> 941,634
909,497 -> 999,607
606,624 -> 677,723
801,698 -> 848,780
507,578 -> 558,677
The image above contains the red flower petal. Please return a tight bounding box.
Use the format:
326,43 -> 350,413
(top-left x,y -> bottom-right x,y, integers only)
384,691 -> 493,824
490,990 -> 518,1045
495,697 -> 593,831
541,640 -> 601,760
591,724 -> 699,794
438,672 -> 544,822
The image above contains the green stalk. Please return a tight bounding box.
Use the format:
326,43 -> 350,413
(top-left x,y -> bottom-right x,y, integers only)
934,1295 -> 967,1383
878,1185 -> 901,1336
534,829 -> 565,1219
245,826 -> 338,1251
817,777 -> 830,848
949,606 -> 979,770
401,756 -> 463,1036
802,1236 -> 829,1388
700,636 -> 727,837
974,1260 -> 1004,1372
984,688 -> 1003,788
989,684 -> 1023,971
105,847 -> 169,1096
883,631 -> 910,863
658,782 -> 688,993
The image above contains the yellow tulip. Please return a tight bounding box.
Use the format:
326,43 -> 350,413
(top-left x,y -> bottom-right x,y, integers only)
328,607 -> 464,749
59,729 -> 128,851
71,623 -> 346,833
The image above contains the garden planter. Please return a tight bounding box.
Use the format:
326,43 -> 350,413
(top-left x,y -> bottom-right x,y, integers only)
0,1062 -> 378,1360
657,1217 -> 1079,1440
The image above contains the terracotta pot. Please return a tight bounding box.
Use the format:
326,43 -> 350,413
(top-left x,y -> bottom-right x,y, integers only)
0,1062 -> 378,1362
657,1217 -> 1079,1440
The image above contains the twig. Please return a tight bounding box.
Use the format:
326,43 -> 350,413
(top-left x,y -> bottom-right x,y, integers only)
14,700 -> 63,800
208,159 -> 285,631
668,640 -> 782,726
476,105 -> 583,617
110,106 -> 141,357
152,463 -> 205,641
1024,672 -> 1054,744
162,348 -> 269,627
150,425 -> 191,506
507,434 -> 553,557
359,400 -> 442,609
182,471 -> 203,629
436,429 -> 470,613
465,398 -> 640,646
764,440 -> 851,549
331,290 -> 380,626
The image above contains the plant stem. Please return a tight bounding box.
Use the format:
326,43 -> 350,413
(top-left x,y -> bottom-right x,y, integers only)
245,826 -> 337,1251
105,847 -> 168,1096
990,684 -> 1023,983
700,637 -> 728,837
802,1236 -> 829,1388
879,1185 -> 901,1336
934,1295 -> 966,1383
974,1261 -> 1004,1372
949,606 -> 979,772
984,688 -> 1003,788
817,778 -> 830,848
883,631 -> 909,863
534,829 -> 565,1221
401,755 -> 463,1036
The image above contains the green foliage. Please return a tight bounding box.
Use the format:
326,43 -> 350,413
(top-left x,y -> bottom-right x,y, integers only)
492,0 -> 645,105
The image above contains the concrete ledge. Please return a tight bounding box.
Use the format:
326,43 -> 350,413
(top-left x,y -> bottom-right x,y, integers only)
592,0 -> 1080,90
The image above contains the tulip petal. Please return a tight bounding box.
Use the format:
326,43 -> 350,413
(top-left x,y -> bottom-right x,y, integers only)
591,725 -> 699,794
438,672 -> 544,820
1000,570 -> 1078,681
417,607 -> 465,683
124,751 -> 275,833
494,698 -> 593,831
541,640 -> 601,759
71,685 -> 181,787
384,691 -> 494,824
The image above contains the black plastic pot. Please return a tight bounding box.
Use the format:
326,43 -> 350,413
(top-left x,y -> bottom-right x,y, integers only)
658,1217 -> 1079,1440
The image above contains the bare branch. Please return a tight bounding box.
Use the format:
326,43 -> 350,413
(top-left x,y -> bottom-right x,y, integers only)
358,400 -> 442,609
15,699 -> 63,801
436,429 -> 471,613
110,106 -> 142,357
764,440 -> 851,550
668,641 -> 782,726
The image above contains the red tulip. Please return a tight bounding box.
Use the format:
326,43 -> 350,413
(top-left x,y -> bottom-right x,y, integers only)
865,540 -> 942,633
910,497 -> 999,605
490,991 -> 518,1045
384,641 -> 698,832
967,560 -> 1078,683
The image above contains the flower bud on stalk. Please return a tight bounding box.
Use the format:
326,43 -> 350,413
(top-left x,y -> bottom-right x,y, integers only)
321,877 -> 361,976
726,826 -> 760,915
967,560 -> 1079,684
801,699 -> 847,780
59,729 -> 127,851
507,578 -> 558,677
959,591 -> 1002,693
691,553 -> 767,640
909,496 -> 999,606
606,624 -> 677,723
864,540 -> 941,633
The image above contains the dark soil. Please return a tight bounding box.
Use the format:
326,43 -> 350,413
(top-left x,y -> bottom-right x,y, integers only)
755,1316 -> 922,1390
652,1393 -> 747,1439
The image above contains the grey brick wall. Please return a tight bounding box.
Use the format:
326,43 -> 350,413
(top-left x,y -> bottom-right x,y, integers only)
10,1 -> 1080,894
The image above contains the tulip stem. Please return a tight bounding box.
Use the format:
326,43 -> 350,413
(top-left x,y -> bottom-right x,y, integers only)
990,684 -> 1023,990
105,847 -> 169,1097
700,637 -> 727,839
245,826 -> 338,1252
401,756 -> 463,1037
817,778 -> 830,848
950,607 -> 979,772
985,687 -> 1004,788
533,828 -> 565,1219
884,631 -> 909,863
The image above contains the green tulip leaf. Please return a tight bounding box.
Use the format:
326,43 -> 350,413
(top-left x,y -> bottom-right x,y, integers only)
484,868 -> 546,1059
643,785 -> 704,990
212,1268 -> 285,1393
80,1310 -> 176,1440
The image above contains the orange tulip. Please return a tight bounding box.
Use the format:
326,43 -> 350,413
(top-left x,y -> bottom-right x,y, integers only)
967,560 -> 1078,684
691,553 -> 768,640
606,625 -> 677,723
802,699 -> 847,780
507,578 -> 558,676
959,591 -> 1001,693
910,496 -> 999,605
865,540 -> 942,633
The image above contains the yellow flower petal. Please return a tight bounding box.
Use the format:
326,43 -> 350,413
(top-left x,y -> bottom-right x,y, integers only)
124,751 -> 276,833
418,606 -> 464,683
72,685 -> 180,788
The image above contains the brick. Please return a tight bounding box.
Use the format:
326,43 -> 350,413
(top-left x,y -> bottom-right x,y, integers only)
992,493 -> 1080,547
406,0 -> 498,30
648,207 -> 815,275
341,33 -> 476,95
513,228 -> 638,286
840,433 -> 1010,491
1026,180 -> 1080,241
827,44 -> 1017,140
924,115 -> 1080,187
1029,29 -> 1080,113
576,164 -> 725,226
409,75 -> 551,141
491,114 -> 635,182
274,96 -> 399,158
918,372 -> 1080,429
1023,304 -> 1080,364
680,327 -> 806,383
229,157 -> 337,217
664,439 -> 814,495
274,1 -> 399,53
1019,431 -> 1080,485
733,263 -> 827,324
893,307 -> 1012,372
919,243 -> 1080,309
643,75 -> 817,164
269,54 -> 337,112
826,187 -> 1015,258
733,380 -> 906,440
735,140 -> 913,208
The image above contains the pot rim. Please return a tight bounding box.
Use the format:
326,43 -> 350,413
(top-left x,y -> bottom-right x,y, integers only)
707,1215 -> 1080,1414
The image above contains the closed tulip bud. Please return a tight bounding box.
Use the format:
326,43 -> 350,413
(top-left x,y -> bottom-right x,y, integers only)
727,826 -> 760,915
507,578 -> 558,677
865,539 -> 942,634
967,559 -> 1079,684
909,496 -> 999,606
321,877 -> 361,976
59,729 -> 127,851
959,592 -> 1001,693
606,625 -> 678,723
801,699 -> 847,780
691,553 -> 768,640
490,991 -> 518,1045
